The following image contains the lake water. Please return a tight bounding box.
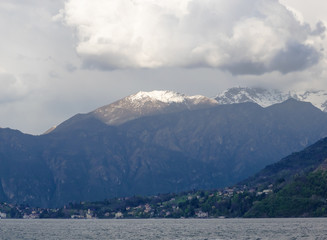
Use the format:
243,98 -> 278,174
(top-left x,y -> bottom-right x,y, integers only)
0,218 -> 327,240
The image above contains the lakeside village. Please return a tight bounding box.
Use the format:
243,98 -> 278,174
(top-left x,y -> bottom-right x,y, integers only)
0,185 -> 274,219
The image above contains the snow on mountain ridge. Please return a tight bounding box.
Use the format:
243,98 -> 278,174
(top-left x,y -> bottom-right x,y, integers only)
292,90 -> 327,112
216,87 -> 327,112
129,90 -> 209,104
216,87 -> 289,107
129,90 -> 185,103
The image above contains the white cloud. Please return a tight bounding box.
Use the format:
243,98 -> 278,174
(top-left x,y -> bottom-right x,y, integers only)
279,0 -> 327,27
59,0 -> 325,74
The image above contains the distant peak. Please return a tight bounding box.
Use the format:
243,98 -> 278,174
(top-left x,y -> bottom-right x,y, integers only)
216,87 -> 287,107
215,87 -> 327,112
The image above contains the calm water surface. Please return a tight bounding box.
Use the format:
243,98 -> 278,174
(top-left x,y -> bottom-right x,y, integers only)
0,218 -> 327,240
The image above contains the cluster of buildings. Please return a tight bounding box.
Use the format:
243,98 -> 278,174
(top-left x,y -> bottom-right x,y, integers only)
0,184 -> 274,219
23,211 -> 40,219
0,203 -> 47,219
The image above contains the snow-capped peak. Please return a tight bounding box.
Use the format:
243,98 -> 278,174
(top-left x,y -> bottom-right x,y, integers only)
215,87 -> 327,112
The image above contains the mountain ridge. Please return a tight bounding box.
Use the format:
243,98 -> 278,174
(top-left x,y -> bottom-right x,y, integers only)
91,90 -> 218,126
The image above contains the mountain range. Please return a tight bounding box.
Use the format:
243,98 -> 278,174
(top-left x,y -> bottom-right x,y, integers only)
1,88 -> 327,207
47,87 -> 327,134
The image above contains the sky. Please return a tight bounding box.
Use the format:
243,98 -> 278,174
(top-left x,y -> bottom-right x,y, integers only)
0,0 -> 327,134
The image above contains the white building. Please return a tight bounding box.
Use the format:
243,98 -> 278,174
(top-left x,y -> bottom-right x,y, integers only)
0,212 -> 6,219
115,212 -> 123,218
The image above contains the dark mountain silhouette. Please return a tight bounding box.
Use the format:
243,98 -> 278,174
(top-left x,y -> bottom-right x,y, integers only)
1,97 -> 327,207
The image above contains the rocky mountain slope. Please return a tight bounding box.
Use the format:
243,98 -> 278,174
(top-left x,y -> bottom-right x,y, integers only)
92,90 -> 218,125
44,90 -> 217,134
1,95 -> 327,207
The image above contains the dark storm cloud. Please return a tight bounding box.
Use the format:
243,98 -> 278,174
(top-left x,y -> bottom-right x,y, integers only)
270,42 -> 321,74
222,42 -> 321,75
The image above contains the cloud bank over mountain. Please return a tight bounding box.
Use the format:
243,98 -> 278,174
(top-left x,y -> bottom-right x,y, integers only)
58,0 -> 325,75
